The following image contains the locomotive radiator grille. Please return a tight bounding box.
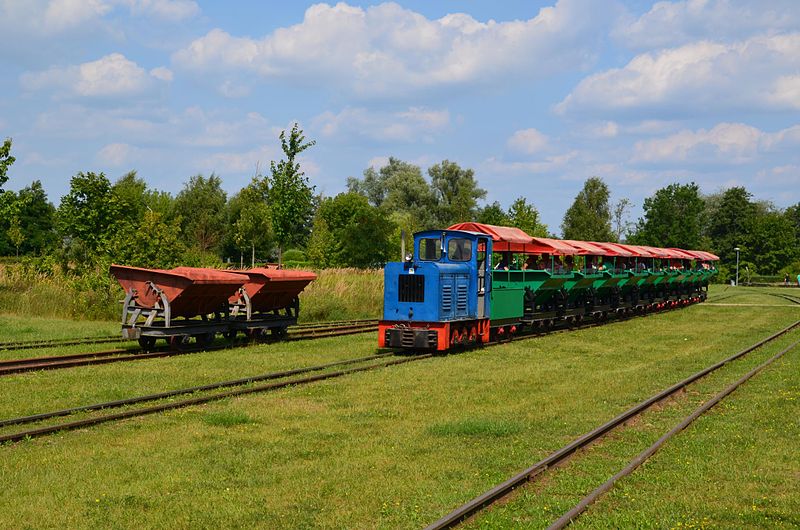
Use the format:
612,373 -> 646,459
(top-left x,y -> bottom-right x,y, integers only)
398,275 -> 425,303
442,284 -> 453,313
456,283 -> 468,312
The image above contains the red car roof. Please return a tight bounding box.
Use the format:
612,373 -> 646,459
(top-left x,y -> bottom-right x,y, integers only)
563,240 -> 612,256
448,222 -> 534,252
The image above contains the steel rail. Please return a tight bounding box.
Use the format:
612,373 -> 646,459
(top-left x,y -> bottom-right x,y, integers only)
0,335 -> 125,351
548,339 -> 800,529
0,352 -> 397,429
0,323 -> 378,376
423,320 -> 800,530
0,297 -> 710,442
0,319 -> 379,352
0,354 -> 430,444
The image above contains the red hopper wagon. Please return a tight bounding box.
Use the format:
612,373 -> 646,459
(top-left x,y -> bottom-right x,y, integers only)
110,264 -> 316,349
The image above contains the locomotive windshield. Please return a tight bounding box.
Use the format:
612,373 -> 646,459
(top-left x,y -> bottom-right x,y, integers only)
419,237 -> 442,260
448,238 -> 472,261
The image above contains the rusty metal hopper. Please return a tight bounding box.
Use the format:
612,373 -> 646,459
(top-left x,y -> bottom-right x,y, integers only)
110,264 -> 248,318
232,267 -> 317,313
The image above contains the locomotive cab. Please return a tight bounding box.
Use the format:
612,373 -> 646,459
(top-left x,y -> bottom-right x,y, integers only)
379,230 -> 492,350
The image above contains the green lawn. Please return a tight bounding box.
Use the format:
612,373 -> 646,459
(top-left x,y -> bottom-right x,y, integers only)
0,295 -> 798,528
0,313 -> 120,343
465,330 -> 799,529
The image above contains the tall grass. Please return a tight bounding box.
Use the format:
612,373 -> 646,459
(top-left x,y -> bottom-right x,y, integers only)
0,263 -> 121,320
297,268 -> 383,322
0,263 -> 384,323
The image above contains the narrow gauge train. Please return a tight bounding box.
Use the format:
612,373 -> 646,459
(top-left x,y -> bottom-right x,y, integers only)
379,223 -> 718,351
110,264 -> 316,348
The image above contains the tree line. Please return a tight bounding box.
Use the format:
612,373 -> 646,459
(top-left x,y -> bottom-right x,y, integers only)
0,129 -> 798,281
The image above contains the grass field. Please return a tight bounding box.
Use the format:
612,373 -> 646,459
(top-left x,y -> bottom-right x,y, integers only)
0,264 -> 384,323
0,286 -> 798,528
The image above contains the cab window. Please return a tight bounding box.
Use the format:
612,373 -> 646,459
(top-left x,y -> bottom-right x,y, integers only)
448,238 -> 472,261
419,238 -> 442,260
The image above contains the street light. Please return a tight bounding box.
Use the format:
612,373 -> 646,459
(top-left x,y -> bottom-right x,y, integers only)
734,247 -> 740,286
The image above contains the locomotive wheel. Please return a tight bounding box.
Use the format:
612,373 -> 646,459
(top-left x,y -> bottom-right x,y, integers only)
138,336 -> 156,350
223,330 -> 237,341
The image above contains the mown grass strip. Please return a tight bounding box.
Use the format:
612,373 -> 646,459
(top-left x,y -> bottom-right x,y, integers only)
0,354 -> 431,444
548,339 -> 800,530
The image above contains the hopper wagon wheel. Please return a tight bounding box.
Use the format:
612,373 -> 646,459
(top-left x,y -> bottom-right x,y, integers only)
194,332 -> 215,348
247,328 -> 266,341
272,326 -> 288,339
169,335 -> 190,350
223,330 -> 238,341
138,336 -> 157,351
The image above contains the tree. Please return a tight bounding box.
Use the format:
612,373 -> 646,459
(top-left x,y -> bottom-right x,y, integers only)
428,160 -> 486,225
477,201 -> 510,226
349,157 -> 439,230
310,192 -> 394,268
348,157 -> 420,208
561,177 -> 615,241
12,181 -> 56,255
705,187 -> 757,266
612,198 -> 633,242
112,171 -> 149,224
173,174 -> 227,253
507,197 -> 548,236
7,215 -> 23,256
631,183 -> 704,248
748,211 -> 798,275
269,123 -> 315,264
230,177 -> 273,267
0,137 -> 15,192
57,172 -> 121,258
107,210 -> 186,269
785,202 -> 800,241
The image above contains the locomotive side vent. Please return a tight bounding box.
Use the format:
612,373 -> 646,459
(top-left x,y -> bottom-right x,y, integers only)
442,284 -> 453,313
456,283 -> 468,312
398,274 -> 425,303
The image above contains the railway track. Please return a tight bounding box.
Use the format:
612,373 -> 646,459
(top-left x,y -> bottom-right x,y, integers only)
0,300 -> 708,444
424,319 -> 800,530
547,338 -> 800,529
0,321 -> 379,376
0,318 -> 379,352
0,352 -> 431,443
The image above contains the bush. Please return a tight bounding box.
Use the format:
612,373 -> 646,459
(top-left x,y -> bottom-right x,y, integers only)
282,249 -> 306,262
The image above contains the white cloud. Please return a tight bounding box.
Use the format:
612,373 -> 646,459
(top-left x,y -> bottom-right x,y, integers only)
173,0 -> 616,97
580,120 -> 680,139
615,0 -> 800,50
149,66 -> 173,82
368,156 -> 390,169
558,34 -> 800,115
0,0 -> 198,37
507,128 -> 549,154
20,53 -> 170,97
96,142 -> 140,166
632,122 -> 800,164
484,151 -> 578,175
123,0 -> 199,21
43,0 -> 111,32
198,144 -> 278,175
756,164 -> 800,186
313,106 -> 450,143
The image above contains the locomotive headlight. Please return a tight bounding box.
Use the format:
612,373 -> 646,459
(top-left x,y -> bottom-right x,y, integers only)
405,253 -> 413,262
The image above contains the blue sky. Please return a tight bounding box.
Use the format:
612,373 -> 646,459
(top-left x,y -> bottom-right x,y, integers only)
1,0 -> 799,234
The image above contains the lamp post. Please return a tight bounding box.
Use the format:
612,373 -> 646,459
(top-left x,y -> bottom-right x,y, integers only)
734,247 -> 740,286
